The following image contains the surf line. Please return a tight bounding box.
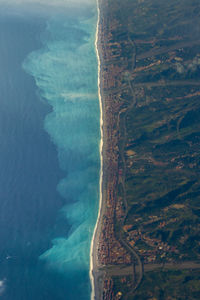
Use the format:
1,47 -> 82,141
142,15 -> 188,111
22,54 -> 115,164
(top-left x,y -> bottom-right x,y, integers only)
90,0 -> 103,299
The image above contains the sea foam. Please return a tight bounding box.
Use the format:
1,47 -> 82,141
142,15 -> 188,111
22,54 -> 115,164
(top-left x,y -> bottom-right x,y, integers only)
0,279 -> 6,296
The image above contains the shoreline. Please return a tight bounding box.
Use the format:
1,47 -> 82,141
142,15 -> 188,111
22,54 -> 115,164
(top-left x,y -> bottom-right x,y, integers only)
90,0 -> 104,299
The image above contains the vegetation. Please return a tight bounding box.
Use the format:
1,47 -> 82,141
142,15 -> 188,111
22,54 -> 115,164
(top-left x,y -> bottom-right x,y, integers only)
132,269 -> 200,300
103,0 -> 200,297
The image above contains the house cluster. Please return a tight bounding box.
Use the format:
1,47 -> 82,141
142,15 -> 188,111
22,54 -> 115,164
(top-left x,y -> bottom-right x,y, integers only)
124,224 -> 179,263
98,179 -> 131,265
102,278 -> 114,300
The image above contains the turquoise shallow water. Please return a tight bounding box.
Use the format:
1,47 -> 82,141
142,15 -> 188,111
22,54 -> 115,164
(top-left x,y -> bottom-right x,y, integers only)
23,5 -> 100,299
0,1 -> 99,299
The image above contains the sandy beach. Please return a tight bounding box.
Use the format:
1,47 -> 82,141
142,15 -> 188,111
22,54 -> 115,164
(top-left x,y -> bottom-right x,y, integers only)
90,0 -> 106,299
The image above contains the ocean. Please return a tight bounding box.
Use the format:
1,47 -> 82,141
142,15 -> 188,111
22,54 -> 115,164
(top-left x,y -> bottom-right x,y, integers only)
0,1 -> 99,299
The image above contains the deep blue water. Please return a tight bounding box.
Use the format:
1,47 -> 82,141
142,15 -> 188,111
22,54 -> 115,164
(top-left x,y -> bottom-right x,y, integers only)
0,2 -> 99,300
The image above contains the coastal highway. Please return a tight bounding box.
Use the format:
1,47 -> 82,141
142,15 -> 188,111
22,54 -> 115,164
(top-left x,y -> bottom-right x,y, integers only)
104,261 -> 200,277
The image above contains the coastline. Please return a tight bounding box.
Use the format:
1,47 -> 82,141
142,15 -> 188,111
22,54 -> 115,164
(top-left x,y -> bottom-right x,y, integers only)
90,0 -> 104,299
